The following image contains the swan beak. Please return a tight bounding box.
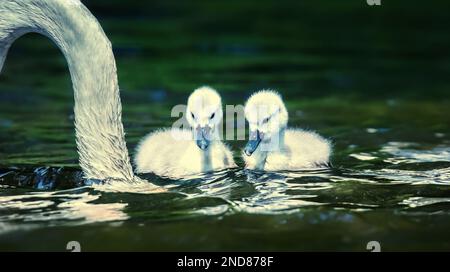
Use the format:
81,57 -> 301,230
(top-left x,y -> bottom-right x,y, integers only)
195,126 -> 211,150
244,130 -> 262,156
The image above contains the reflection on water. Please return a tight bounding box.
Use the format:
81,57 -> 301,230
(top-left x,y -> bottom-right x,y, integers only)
233,170 -> 327,213
401,197 -> 450,209
0,135 -> 450,250
1,137 -> 449,227
381,142 -> 450,164
349,141 -> 450,185
0,188 -> 128,234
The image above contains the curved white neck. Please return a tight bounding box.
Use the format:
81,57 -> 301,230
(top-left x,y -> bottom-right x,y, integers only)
0,0 -> 134,181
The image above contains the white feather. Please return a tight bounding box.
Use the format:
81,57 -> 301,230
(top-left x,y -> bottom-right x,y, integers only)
0,0 -> 151,186
243,90 -> 332,170
134,87 -> 236,178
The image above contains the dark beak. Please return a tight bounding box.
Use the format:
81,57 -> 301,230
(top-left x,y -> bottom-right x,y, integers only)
195,126 -> 211,150
244,130 -> 262,156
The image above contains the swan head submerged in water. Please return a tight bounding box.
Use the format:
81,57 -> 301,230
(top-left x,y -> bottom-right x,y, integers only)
244,90 -> 288,156
186,86 -> 223,150
0,0 -> 232,185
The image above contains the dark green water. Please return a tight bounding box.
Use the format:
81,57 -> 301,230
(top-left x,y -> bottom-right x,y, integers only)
0,0 -> 449,251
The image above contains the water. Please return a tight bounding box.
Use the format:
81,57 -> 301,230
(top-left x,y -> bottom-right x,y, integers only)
1,0 -> 450,251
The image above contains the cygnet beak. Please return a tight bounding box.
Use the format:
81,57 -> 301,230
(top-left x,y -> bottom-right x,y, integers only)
244,130 -> 262,156
195,126 -> 211,150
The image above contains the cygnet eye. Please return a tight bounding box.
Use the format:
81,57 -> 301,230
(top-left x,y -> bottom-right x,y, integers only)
210,113 -> 215,120
191,112 -> 195,119
262,116 -> 270,124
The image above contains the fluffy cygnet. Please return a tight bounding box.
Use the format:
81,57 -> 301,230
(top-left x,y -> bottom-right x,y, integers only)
134,86 -> 236,178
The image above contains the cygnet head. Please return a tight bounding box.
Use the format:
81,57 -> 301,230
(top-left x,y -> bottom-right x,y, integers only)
244,90 -> 288,156
186,86 -> 223,150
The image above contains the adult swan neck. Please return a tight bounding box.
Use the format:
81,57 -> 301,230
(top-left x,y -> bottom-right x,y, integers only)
0,0 -> 134,181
